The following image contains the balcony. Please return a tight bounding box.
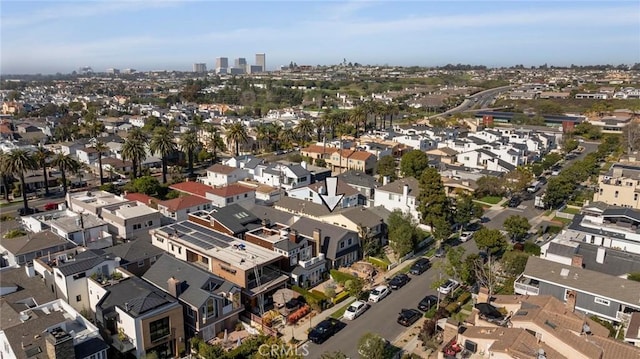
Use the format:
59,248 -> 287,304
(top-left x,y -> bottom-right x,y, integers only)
222,303 -> 234,316
298,254 -> 326,269
514,275 -> 540,295
111,333 -> 135,353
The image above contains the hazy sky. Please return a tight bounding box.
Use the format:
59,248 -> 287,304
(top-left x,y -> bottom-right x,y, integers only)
2,0 -> 639,74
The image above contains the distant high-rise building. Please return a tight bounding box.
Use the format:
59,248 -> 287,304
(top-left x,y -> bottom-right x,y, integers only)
229,67 -> 245,75
106,68 -> 120,75
247,65 -> 263,74
234,58 -> 247,68
216,57 -> 228,69
79,66 -> 93,74
193,63 -> 207,73
255,53 -> 266,72
122,68 -> 136,74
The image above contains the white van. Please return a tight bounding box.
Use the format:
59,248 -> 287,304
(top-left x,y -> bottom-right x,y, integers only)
527,181 -> 542,193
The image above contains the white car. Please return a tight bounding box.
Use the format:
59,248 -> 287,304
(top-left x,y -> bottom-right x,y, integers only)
368,285 -> 390,303
438,279 -> 460,296
343,300 -> 369,320
459,231 -> 473,242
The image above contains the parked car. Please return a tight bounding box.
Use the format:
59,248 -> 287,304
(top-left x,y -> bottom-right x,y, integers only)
343,300 -> 369,320
17,207 -> 39,216
418,295 -> 439,311
44,202 -> 60,211
459,231 -> 473,242
438,279 -> 460,296
389,274 -> 410,290
409,258 -> 431,275
508,196 -> 521,208
397,308 -> 422,327
308,318 -> 341,344
537,176 -> 548,185
435,245 -> 448,258
368,285 -> 390,303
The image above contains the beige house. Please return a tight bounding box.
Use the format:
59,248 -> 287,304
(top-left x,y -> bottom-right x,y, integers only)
593,162 -> 640,209
300,145 -> 337,160
100,202 -> 162,240
426,147 -> 458,164
327,149 -> 377,174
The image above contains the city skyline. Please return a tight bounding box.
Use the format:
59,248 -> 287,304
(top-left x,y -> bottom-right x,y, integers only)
1,1 -> 639,75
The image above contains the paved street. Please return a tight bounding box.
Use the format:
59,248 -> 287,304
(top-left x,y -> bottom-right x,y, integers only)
307,240 -> 479,359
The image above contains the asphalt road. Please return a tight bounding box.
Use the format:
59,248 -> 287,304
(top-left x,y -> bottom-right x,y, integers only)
483,141 -> 599,231
308,240 -> 479,359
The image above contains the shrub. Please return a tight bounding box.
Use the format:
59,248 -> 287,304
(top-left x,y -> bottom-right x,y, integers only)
523,241 -> 541,255
310,290 -> 329,301
424,307 -> 437,319
3,229 -> 26,239
628,272 -> 640,282
367,257 -> 389,271
445,302 -> 460,314
330,269 -> 357,284
457,292 -> 471,305
0,214 -> 14,222
332,291 -> 350,305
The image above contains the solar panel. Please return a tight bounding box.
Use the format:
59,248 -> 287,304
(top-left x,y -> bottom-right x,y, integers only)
172,224 -> 191,234
181,221 -> 207,232
181,234 -> 214,250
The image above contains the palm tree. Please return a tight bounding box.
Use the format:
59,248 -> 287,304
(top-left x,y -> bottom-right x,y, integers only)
33,146 -> 52,196
52,153 -> 80,198
82,116 -> 105,139
255,124 -> 270,153
204,125 -> 225,164
0,151 -> 11,201
279,128 -> 297,150
149,127 -> 177,184
122,128 -> 148,178
5,149 -> 37,213
92,141 -> 109,185
295,118 -> 314,145
268,123 -> 283,151
179,130 -> 199,176
349,105 -> 367,138
224,122 -> 249,156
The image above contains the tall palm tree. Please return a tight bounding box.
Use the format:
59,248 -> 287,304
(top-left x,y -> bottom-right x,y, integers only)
295,118 -> 314,145
122,128 -> 148,179
268,123 -> 283,151
204,124 -> 225,164
33,146 -> 52,196
149,127 -> 177,184
0,151 -> 11,201
82,117 -> 105,139
255,124 -> 270,153
349,105 -> 367,138
224,122 -> 249,156
52,153 -> 80,198
179,130 -> 199,176
279,128 -> 297,150
5,149 -> 37,213
92,141 -> 109,185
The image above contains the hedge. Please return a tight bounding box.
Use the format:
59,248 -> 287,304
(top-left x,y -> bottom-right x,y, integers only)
332,291 -> 350,305
445,302 -> 460,314
330,269 -> 357,284
310,290 -> 329,301
367,257 -> 389,271
457,292 -> 471,305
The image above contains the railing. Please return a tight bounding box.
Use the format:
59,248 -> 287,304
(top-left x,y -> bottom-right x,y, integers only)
222,303 -> 234,315
616,311 -> 632,324
514,281 -> 540,295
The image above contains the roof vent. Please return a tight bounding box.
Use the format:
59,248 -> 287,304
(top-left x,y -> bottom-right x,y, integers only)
560,268 -> 570,278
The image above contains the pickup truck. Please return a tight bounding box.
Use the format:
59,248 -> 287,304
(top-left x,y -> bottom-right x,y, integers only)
534,193 -> 546,209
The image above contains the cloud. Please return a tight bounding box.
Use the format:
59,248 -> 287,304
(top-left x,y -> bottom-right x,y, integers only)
1,0 -> 183,28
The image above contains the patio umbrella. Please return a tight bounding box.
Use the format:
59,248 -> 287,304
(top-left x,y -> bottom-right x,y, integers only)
237,337 -> 242,347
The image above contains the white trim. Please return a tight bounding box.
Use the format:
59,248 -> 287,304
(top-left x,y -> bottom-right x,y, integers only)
594,297 -> 610,306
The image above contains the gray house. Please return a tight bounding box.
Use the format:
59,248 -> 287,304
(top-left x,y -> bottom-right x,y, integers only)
290,217 -> 360,269
515,256 -> 640,323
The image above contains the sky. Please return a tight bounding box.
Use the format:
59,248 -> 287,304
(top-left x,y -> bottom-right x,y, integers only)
1,0 -> 639,74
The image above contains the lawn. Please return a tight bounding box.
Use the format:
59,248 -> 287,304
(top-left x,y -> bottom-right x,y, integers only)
330,298 -> 356,319
551,216 -> 572,225
478,196 -> 502,204
561,207 -> 580,215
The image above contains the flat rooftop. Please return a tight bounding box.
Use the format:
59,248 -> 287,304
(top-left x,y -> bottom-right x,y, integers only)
103,203 -> 158,218
69,190 -> 127,206
50,212 -> 106,232
154,220 -> 282,270
246,224 -> 291,244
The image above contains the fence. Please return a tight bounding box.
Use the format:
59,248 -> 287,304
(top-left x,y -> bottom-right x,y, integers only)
241,312 -> 279,337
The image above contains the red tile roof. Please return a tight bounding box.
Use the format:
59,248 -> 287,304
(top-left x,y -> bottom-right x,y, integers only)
301,145 -> 337,154
348,151 -> 374,161
157,195 -> 211,212
124,192 -> 155,205
170,181 -> 215,198
206,164 -> 238,175
207,183 -> 254,198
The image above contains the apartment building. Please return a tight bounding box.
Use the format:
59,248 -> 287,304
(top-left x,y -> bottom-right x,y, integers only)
327,149 -> 377,174
593,162 -> 640,209
143,255 -> 243,341
100,202 -> 162,240
66,190 -> 130,216
93,276 -> 185,358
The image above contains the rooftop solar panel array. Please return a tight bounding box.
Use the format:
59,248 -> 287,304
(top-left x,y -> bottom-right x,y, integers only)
164,221 -> 232,250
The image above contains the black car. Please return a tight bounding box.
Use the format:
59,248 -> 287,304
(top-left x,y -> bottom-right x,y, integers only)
537,176 -> 548,185
508,196 -> 521,208
409,258 -> 431,275
389,273 -> 410,290
397,308 -> 422,326
417,295 -> 438,311
17,207 -> 39,216
308,318 -> 341,344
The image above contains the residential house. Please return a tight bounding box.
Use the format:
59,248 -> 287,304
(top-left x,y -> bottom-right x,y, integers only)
300,145 -> 337,161
21,209 -> 113,250
0,298 -> 109,359
252,162 -> 311,190
66,190 -> 130,216
237,180 -> 281,204
201,203 -> 262,238
103,239 -> 165,276
58,142 -> 85,156
76,146 -> 107,166
157,195 -> 213,223
514,256 -> 640,323
441,176 -> 478,197
391,134 -> 436,152
143,255 -> 243,341
289,217 -> 360,269
33,248 -> 121,312
0,227 -> 73,267
337,170 -> 379,207
327,149 -> 377,174
206,184 -> 256,208
287,178 -> 360,209
321,206 -> 390,248
100,202 -> 162,241
359,142 -> 393,159
373,177 -> 421,222
93,276 -> 185,358
199,164 -> 248,187
593,162 -> 640,209
101,157 -> 134,175
426,147 -> 459,165
274,196 -> 333,220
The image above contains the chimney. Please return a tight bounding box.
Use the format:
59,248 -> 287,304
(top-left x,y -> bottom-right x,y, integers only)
289,230 -> 298,244
383,176 -> 390,186
571,255 -> 584,268
45,327 -> 74,359
565,290 -> 577,312
167,276 -> 182,298
402,184 -> 409,198
261,218 -> 270,228
313,228 -> 322,257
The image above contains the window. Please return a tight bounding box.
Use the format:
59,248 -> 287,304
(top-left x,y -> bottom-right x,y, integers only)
244,193 -> 248,198
347,238 -> 352,246
594,297 -> 610,306
133,224 -> 142,230
340,242 -> 345,249
563,289 -> 569,301
149,317 -> 170,342
635,193 -> 638,201
73,272 -> 86,280
138,260 -> 145,268
147,220 -> 153,226
206,298 -> 216,317
615,191 -> 619,198
76,295 -> 81,302
187,307 -> 195,318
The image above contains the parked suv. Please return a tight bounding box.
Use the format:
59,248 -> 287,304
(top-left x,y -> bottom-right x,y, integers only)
409,258 -> 431,275
388,274 -> 410,290
308,318 -> 341,344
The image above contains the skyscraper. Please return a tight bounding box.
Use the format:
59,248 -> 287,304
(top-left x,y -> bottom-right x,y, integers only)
193,63 -> 207,73
255,53 -> 266,72
215,57 -> 228,69
234,58 -> 247,68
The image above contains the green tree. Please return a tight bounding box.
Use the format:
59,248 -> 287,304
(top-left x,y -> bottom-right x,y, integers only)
320,352 -> 348,359
149,127 -> 177,184
475,176 -> 505,197
279,128 -> 297,150
562,137 -> 579,153
204,124 -> 225,164
179,130 -> 199,176
357,333 -> 387,359
0,151 -> 13,201
295,118 -> 314,144
400,150 -> 429,178
349,105 -> 367,138
473,228 -> 507,255
375,155 -> 397,182
544,176 -> 574,209
32,146 -> 52,196
417,167 -> 450,227
454,193 -> 484,232
81,116 -> 105,139
541,152 -> 562,170
440,246 -> 470,283
388,210 -> 416,257
504,166 -> 533,194
345,278 -> 364,298
503,215 -> 531,241
627,273 -> 640,282
126,176 -> 161,196
121,128 -> 148,179
142,116 -> 162,132
224,122 -> 249,156
431,215 -> 452,248
92,141 -> 109,185
51,153 -> 80,198
501,251 -> 530,277
5,149 -> 37,213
